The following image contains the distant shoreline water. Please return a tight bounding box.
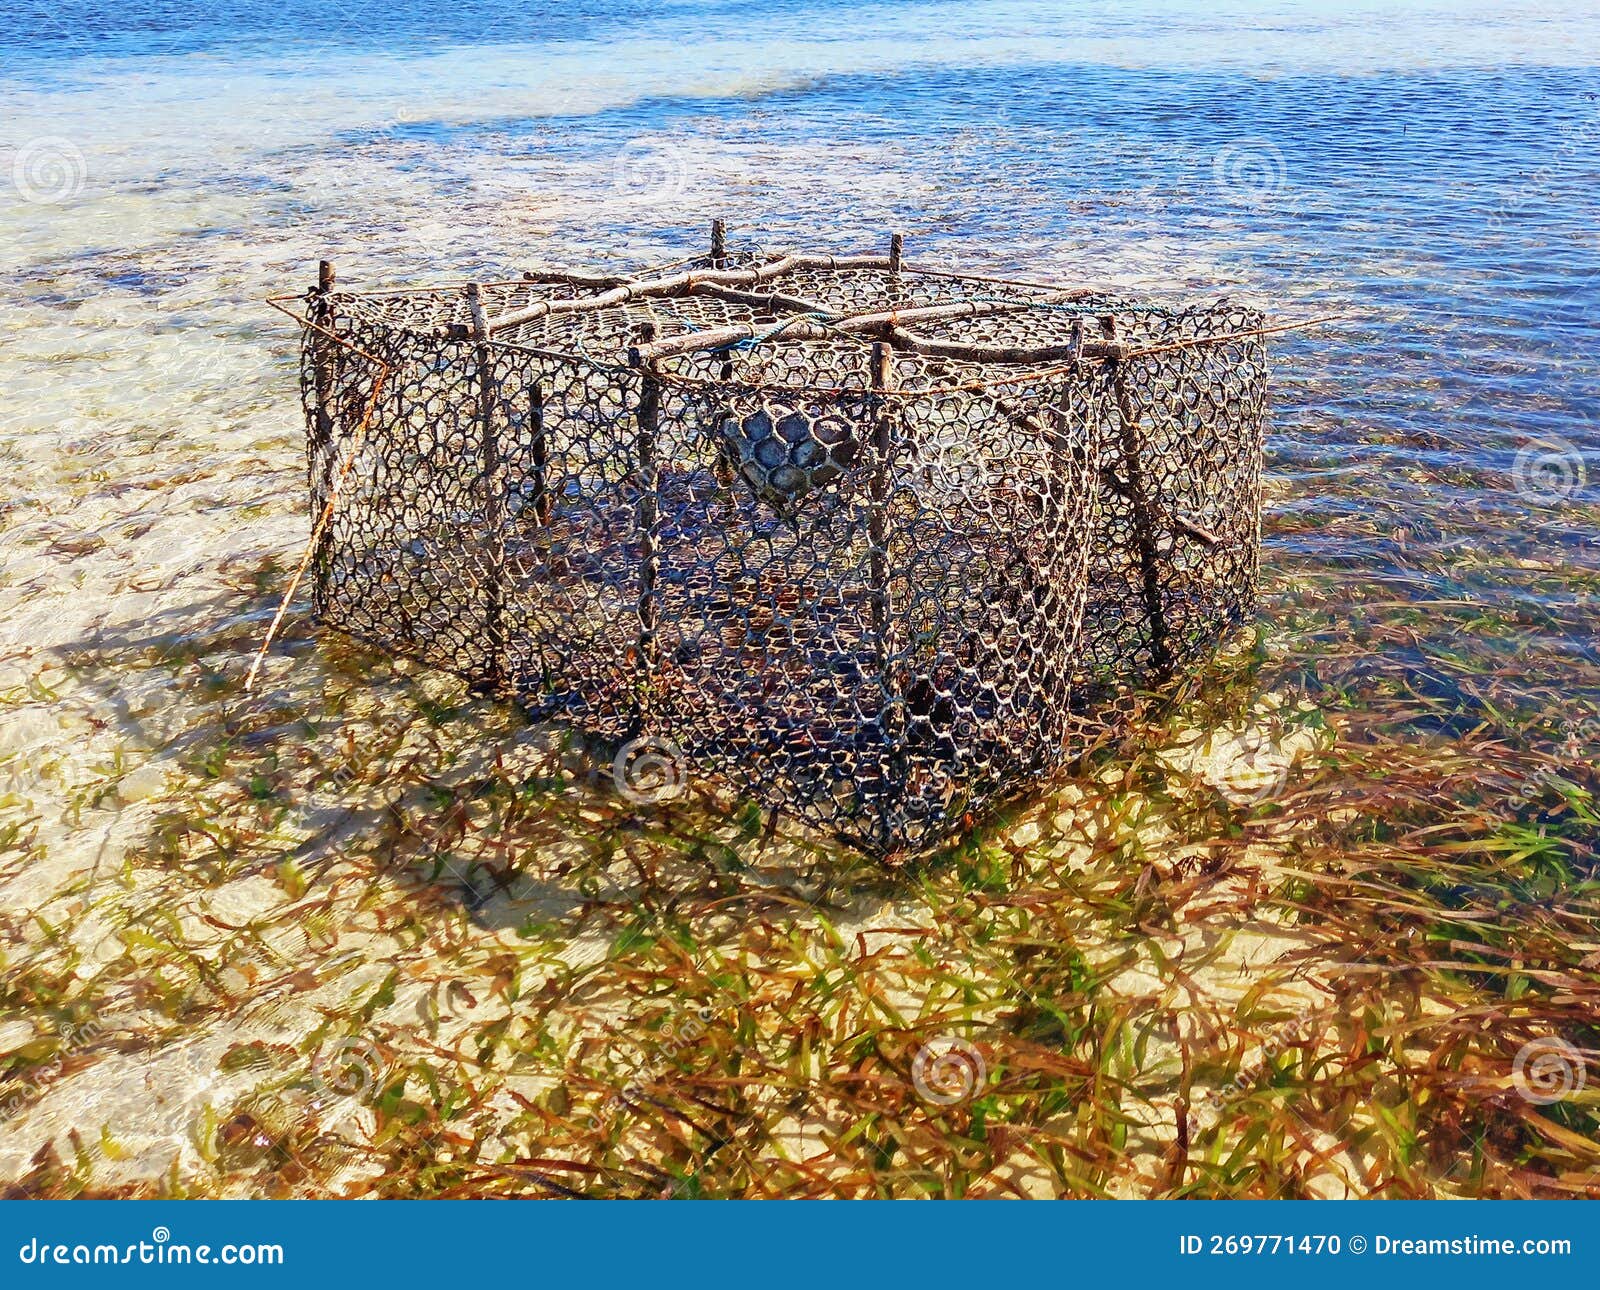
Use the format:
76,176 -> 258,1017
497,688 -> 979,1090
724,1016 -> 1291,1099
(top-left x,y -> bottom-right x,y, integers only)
2,0 -> 1596,697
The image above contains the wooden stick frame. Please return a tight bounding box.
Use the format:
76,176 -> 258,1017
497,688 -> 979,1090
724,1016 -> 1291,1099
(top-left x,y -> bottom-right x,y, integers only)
309,260 -> 339,614
438,228 -> 1132,374
254,232 -> 1287,854
467,282 -> 509,694
266,231 -> 1324,391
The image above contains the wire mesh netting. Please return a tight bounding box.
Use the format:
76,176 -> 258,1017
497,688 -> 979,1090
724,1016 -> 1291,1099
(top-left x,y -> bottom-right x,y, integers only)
281,234 -> 1268,857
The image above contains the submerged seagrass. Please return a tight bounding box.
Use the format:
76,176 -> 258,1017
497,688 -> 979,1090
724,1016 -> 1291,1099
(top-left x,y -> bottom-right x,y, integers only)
283,230 -> 1268,856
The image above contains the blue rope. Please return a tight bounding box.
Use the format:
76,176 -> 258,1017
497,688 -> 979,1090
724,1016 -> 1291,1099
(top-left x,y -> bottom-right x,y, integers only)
712,310 -> 842,354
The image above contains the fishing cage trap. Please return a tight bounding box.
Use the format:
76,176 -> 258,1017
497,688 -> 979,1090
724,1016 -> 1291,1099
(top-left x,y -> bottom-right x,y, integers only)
275,225 -> 1269,858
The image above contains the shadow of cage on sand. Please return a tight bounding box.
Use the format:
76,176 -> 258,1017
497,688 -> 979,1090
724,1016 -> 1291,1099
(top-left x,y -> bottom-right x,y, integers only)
265,227 -> 1273,861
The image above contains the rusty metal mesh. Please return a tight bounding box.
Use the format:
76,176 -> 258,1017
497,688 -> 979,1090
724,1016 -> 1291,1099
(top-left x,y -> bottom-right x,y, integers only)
287,245 -> 1267,857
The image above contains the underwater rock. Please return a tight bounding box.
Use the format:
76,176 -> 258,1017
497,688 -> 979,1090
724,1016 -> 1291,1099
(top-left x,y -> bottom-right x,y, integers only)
717,402 -> 860,514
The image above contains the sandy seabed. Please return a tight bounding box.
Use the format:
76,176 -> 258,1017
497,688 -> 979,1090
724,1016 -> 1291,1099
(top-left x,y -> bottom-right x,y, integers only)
7,3 -> 1595,1193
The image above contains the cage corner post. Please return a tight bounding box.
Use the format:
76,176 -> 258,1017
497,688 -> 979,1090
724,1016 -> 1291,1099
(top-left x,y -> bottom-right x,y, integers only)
467,282 -> 509,696
708,223 -> 738,501
868,340 -> 904,850
1042,330 -> 1093,746
1101,314 -> 1173,684
309,258 -> 339,620
529,378 -> 552,526
634,319 -> 662,721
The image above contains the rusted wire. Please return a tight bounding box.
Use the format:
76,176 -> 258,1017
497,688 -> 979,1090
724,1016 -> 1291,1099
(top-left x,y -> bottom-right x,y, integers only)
268,236 -> 1272,857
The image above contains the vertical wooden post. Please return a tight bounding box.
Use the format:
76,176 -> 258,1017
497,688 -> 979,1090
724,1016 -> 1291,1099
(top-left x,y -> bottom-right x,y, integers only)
529,380 -> 551,525
706,219 -> 734,512
712,220 -> 737,499
635,321 -> 662,681
467,283 -> 507,693
888,231 -> 903,275
310,259 -> 338,618
1039,344 -> 1087,731
1101,314 -> 1172,682
868,342 -> 895,650
869,342 -> 900,680
868,341 -> 903,847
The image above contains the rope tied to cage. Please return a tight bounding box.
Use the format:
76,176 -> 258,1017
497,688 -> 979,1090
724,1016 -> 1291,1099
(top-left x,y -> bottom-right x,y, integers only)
246,292 -> 394,695
711,310 -> 848,354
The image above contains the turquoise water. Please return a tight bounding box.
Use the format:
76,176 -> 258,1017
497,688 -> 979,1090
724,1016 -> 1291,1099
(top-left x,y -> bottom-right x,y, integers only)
2,0 -> 1597,732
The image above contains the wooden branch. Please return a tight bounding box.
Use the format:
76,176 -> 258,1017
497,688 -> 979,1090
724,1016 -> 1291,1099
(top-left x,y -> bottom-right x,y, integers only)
881,325 -> 1115,365
310,260 -> 339,617
520,266 -> 633,289
1103,314 -> 1173,681
465,280 -> 489,339
1099,468 -> 1222,548
1122,313 -> 1333,361
440,248 -> 1305,372
245,320 -> 395,695
632,295 -> 1127,365
467,282 -> 507,693
474,253 -> 893,338
689,281 -> 837,317
868,341 -> 897,723
635,321 -> 662,676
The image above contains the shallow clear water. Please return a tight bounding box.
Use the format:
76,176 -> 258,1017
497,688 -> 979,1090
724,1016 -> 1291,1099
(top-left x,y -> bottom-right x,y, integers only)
1,0 -> 1598,1200
2,0 -> 1597,747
